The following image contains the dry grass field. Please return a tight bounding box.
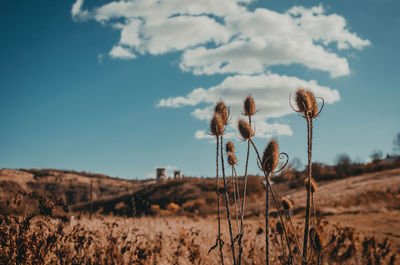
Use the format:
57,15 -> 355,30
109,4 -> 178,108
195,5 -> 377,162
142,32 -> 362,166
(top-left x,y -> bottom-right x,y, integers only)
1,167 -> 399,264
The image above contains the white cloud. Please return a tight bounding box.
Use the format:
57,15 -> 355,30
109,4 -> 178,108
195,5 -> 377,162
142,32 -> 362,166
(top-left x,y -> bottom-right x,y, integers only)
287,6 -> 371,50
72,0 -> 367,139
159,73 -> 339,138
72,1 -> 369,77
180,37 -> 351,77
109,45 -> 136,59
71,0 -> 89,21
195,130 -> 213,140
195,130 -> 237,140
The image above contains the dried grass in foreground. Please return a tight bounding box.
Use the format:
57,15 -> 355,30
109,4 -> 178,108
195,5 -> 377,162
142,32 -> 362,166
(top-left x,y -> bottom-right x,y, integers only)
1,210 -> 397,265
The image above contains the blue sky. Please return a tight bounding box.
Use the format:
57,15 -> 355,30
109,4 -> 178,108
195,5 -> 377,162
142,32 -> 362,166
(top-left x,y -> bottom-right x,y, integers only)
0,0 -> 399,179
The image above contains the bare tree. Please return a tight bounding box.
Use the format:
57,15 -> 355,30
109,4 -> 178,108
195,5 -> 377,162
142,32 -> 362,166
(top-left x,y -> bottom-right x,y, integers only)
370,149 -> 383,161
335,153 -> 352,178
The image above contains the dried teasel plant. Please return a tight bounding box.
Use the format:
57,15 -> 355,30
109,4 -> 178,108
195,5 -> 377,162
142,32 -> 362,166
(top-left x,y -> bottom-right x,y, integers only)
290,87 -> 324,265
248,137 -> 293,265
226,146 -> 241,237
215,101 -> 230,125
210,113 -> 224,137
281,198 -> 293,211
209,112 -> 225,265
258,139 -> 292,265
243,95 -> 256,117
226,141 -> 235,153
209,101 -> 237,265
238,119 -> 253,140
310,227 -> 325,265
237,96 -> 256,265
261,139 -> 279,265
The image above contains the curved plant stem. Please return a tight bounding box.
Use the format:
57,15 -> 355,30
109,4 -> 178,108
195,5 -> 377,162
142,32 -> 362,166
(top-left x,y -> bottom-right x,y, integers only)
249,139 -> 293,263
238,115 -> 252,265
231,166 -> 240,234
302,117 -> 313,265
220,135 -> 237,265
216,136 -> 225,265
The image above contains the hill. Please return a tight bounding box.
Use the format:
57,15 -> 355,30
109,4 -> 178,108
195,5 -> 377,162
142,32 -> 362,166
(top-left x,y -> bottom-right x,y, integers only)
0,168 -> 143,214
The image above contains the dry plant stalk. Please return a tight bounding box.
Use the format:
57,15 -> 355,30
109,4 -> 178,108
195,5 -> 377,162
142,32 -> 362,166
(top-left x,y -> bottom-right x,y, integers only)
213,102 -> 237,265
261,139 -> 279,265
227,149 -> 240,234
210,113 -> 225,265
249,138 -> 293,264
209,90 -> 325,265
237,96 -> 255,265
292,88 -> 323,265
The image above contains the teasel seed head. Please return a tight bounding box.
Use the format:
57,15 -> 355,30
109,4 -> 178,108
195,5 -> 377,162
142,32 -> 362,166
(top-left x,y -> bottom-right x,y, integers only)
276,221 -> 283,235
282,197 -> 293,210
226,141 -> 235,153
238,119 -> 253,140
210,113 -> 224,136
243,95 -> 255,116
304,177 -> 318,193
214,101 -> 229,125
310,227 -> 325,251
296,88 -> 316,117
227,152 -> 238,166
261,139 -> 279,173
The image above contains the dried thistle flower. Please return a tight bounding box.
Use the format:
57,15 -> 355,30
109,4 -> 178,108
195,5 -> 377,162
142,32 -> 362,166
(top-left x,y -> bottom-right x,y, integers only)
227,152 -> 238,166
226,141 -> 234,153
304,177 -> 318,193
295,89 -> 314,116
261,139 -> 279,173
310,227 -> 325,251
238,119 -> 253,140
243,95 -> 255,116
282,197 -> 293,211
210,113 -> 224,136
214,101 -> 229,125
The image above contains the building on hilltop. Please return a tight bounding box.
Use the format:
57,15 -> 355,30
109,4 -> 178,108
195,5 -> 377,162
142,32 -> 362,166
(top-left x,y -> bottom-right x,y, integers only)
156,168 -> 184,182
174,170 -> 182,179
156,168 -> 166,183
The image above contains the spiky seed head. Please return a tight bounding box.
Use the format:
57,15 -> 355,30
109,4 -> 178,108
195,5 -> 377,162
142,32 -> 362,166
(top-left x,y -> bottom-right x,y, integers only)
226,141 -> 235,153
262,139 -> 279,173
244,95 -> 255,116
238,119 -> 253,140
214,101 -> 229,125
227,152 -> 238,166
295,89 -> 310,114
295,88 -> 316,117
310,228 -> 325,251
282,197 -> 293,210
210,113 -> 224,136
276,221 -> 283,235
305,177 -> 318,193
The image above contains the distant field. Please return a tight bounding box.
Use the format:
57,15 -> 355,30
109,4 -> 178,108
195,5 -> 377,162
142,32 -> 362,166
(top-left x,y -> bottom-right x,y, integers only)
1,168 -> 399,264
